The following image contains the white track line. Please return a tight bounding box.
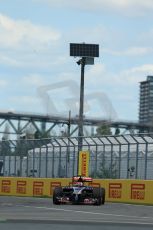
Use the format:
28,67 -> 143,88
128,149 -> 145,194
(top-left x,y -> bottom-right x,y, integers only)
110,202 -> 153,208
17,205 -> 153,220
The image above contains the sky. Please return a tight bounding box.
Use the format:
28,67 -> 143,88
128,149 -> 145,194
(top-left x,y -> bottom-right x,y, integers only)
0,0 -> 153,121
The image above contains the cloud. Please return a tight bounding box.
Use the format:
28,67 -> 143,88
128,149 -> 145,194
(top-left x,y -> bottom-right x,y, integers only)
84,63 -> 153,119
1,63 -> 151,118
0,54 -> 20,67
62,62 -> 149,119
86,63 -> 153,89
140,29 -> 153,48
0,79 -> 8,88
36,0 -> 153,16
0,13 -> 61,50
10,95 -> 40,111
22,75 -> 46,87
121,64 -> 153,83
0,13 -> 64,69
103,47 -> 153,56
0,13 -> 63,69
11,95 -> 38,104
0,51 -> 68,69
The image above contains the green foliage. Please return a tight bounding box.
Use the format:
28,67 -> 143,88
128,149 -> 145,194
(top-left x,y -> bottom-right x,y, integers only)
115,127 -> 120,135
22,122 -> 51,139
95,123 -> 112,136
93,156 -> 118,179
0,139 -> 11,156
34,130 -> 51,139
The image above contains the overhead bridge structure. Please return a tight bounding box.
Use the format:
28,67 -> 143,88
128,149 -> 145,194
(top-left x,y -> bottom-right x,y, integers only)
0,111 -> 152,138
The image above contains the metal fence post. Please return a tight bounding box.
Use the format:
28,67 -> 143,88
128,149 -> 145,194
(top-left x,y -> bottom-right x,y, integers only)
52,142 -> 55,178
132,136 -> 139,179
105,137 -> 113,178
141,136 -> 148,180
91,137 -> 99,177
46,145 -> 49,178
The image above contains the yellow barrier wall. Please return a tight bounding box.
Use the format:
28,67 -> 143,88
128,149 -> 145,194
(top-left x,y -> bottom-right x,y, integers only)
0,177 -> 153,205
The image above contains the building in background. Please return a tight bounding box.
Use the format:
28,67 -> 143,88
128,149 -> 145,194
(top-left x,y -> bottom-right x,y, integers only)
139,76 -> 153,124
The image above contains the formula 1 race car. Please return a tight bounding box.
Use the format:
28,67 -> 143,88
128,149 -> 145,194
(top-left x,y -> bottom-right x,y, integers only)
53,176 -> 105,205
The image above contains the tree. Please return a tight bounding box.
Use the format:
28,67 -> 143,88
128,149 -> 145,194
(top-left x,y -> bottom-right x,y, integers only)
1,138 -> 11,156
1,123 -> 11,155
94,155 -> 118,179
22,122 -> 51,139
114,127 -> 120,135
95,123 -> 112,136
34,129 -> 51,139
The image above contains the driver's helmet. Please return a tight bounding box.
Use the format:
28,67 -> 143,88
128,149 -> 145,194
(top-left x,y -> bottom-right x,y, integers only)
73,182 -> 83,187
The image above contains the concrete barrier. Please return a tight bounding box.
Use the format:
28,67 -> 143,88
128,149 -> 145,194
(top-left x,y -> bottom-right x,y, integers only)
0,177 -> 152,204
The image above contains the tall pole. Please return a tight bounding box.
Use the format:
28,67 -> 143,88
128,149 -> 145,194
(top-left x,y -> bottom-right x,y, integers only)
78,57 -> 85,173
66,110 -> 71,177
70,43 -> 99,175
68,110 -> 71,163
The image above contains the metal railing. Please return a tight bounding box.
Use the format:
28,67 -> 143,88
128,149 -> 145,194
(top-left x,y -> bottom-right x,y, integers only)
0,134 -> 153,179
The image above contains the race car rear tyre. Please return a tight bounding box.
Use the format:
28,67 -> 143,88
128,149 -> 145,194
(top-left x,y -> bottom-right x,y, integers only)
53,187 -> 63,205
101,188 -> 105,204
93,187 -> 105,205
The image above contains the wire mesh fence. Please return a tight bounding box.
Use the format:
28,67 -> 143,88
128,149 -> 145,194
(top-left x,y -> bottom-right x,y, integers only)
0,134 -> 153,179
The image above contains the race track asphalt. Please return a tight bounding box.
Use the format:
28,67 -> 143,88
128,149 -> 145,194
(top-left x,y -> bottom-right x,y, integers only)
0,196 -> 153,230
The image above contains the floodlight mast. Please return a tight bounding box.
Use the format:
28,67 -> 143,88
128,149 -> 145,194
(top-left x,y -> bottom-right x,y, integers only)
78,57 -> 85,157
70,43 -> 99,174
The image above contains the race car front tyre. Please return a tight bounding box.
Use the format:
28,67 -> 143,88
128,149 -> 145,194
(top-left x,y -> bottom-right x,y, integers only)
53,187 -> 63,205
93,187 -> 105,205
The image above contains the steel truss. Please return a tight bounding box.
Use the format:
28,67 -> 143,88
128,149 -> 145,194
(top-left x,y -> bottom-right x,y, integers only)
0,111 -> 152,138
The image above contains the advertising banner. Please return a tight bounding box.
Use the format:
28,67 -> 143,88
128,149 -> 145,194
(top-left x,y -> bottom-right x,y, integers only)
78,151 -> 90,177
109,183 -> 122,199
0,177 -> 153,205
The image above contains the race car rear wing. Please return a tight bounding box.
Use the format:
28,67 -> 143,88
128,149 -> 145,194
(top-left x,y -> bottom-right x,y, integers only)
72,176 -> 93,182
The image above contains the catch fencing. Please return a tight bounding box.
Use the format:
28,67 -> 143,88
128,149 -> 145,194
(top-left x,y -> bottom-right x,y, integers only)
0,134 -> 153,179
